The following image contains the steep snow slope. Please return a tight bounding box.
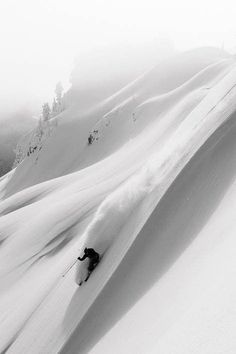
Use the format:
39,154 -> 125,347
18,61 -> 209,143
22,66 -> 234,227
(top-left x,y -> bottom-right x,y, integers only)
80,111 -> 236,354
0,48 -> 236,354
0,109 -> 36,177
2,48 -> 231,197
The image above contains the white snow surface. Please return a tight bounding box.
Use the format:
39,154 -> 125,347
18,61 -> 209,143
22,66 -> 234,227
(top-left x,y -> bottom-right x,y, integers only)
1,48 -> 236,353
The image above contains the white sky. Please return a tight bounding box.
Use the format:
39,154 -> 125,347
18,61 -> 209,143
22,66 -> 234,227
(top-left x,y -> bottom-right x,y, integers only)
0,0 -> 235,114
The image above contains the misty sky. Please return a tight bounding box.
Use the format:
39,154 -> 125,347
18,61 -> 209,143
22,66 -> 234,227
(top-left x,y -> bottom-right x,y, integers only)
0,0 -> 235,115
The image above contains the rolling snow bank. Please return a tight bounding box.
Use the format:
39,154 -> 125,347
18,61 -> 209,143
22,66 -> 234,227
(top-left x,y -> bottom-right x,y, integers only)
1,48 -> 236,353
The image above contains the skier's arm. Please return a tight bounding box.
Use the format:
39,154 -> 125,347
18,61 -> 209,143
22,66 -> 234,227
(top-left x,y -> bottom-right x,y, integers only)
78,254 -> 87,261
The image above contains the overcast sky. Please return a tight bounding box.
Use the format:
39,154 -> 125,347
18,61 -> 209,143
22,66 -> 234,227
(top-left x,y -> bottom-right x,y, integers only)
0,0 -> 235,115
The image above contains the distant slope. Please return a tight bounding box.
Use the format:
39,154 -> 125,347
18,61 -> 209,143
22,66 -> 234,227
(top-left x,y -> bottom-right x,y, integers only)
0,109 -> 36,178
1,47 -> 233,197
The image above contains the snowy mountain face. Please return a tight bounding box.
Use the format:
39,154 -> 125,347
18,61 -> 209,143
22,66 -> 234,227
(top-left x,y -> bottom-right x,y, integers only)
0,110 -> 36,178
1,47 -> 236,354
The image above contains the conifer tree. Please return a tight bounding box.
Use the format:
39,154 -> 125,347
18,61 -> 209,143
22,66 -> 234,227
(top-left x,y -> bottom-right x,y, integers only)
42,102 -> 51,121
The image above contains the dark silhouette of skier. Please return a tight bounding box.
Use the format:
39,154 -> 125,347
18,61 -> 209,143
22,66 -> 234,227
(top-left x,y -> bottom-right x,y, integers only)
78,248 -> 100,282
88,134 -> 93,145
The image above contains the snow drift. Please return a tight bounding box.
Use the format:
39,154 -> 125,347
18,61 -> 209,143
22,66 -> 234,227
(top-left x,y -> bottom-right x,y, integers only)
1,47 -> 236,354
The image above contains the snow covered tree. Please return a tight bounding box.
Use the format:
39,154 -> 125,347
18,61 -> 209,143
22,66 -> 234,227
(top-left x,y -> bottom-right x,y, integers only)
42,102 -> 51,121
55,82 -> 63,105
53,82 -> 65,115
52,98 -> 57,116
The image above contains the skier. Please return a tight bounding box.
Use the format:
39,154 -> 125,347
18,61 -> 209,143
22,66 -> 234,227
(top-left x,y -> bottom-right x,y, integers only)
78,248 -> 100,282
88,134 -> 93,145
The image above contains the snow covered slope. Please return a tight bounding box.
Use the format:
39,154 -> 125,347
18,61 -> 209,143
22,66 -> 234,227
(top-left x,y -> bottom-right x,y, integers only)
1,48 -> 236,354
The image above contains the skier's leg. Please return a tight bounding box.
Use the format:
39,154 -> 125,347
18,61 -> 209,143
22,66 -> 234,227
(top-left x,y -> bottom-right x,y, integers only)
84,257 -> 100,283
88,261 -> 96,272
85,262 -> 96,282
84,271 -> 91,282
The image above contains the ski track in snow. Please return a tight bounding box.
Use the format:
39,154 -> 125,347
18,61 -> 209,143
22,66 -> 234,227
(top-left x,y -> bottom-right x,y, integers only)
0,49 -> 236,353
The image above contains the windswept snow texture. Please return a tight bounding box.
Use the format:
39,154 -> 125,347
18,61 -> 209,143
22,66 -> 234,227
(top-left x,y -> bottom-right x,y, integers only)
1,48 -> 236,354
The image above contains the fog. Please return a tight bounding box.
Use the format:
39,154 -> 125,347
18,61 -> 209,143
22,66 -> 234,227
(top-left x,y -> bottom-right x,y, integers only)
0,0 -> 235,118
